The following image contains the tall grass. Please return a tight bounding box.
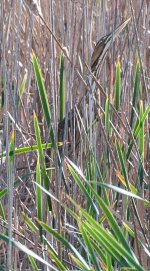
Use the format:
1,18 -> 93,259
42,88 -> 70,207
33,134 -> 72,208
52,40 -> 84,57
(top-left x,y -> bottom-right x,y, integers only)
0,1 -> 149,270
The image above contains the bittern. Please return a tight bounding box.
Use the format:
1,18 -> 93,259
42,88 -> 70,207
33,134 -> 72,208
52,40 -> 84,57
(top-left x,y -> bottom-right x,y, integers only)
91,18 -> 130,75
58,19 -> 130,151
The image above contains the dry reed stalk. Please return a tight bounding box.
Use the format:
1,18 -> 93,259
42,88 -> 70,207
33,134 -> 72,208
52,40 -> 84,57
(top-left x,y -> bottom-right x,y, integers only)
0,1 -> 149,269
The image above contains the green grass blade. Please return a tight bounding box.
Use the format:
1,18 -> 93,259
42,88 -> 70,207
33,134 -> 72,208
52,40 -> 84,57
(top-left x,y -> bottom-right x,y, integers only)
32,51 -> 51,127
126,103 -> 150,160
17,72 -> 27,107
33,111 -> 44,163
90,239 -> 107,267
90,190 -> 132,254
116,141 -> 128,188
97,183 -> 150,206
21,212 -> 38,233
33,111 -> 52,211
0,234 -> 58,271
115,61 -> 121,111
38,221 -> 91,271
0,201 -> 6,221
83,223 -> 123,264
68,156 -> 109,205
138,101 -> 144,159
76,206 -> 143,270
67,163 -> 99,215
28,255 -> 39,271
116,140 -> 148,243
48,248 -> 67,271
79,222 -> 102,271
31,51 -> 54,144
67,161 -> 133,255
69,254 -> 92,271
130,56 -> 140,129
138,100 -> 144,187
0,188 -> 7,200
36,158 -> 42,221
106,253 -> 113,271
36,157 -> 43,241
0,142 -> 63,158
69,199 -> 123,260
95,160 -> 110,205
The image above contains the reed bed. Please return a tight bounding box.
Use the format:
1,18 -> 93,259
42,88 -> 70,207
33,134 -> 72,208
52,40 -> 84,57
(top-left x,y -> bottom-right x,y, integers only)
0,0 -> 150,270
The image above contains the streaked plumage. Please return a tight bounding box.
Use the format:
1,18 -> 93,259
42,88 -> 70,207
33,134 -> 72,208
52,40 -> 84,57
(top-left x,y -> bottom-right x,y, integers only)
91,19 -> 130,74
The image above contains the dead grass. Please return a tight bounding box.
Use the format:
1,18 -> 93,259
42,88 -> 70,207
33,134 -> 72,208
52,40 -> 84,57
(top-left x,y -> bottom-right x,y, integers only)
0,0 -> 149,270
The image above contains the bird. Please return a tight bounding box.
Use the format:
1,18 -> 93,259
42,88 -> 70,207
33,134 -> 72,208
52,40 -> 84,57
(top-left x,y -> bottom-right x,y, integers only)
58,19 -> 130,153
91,18 -> 130,75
